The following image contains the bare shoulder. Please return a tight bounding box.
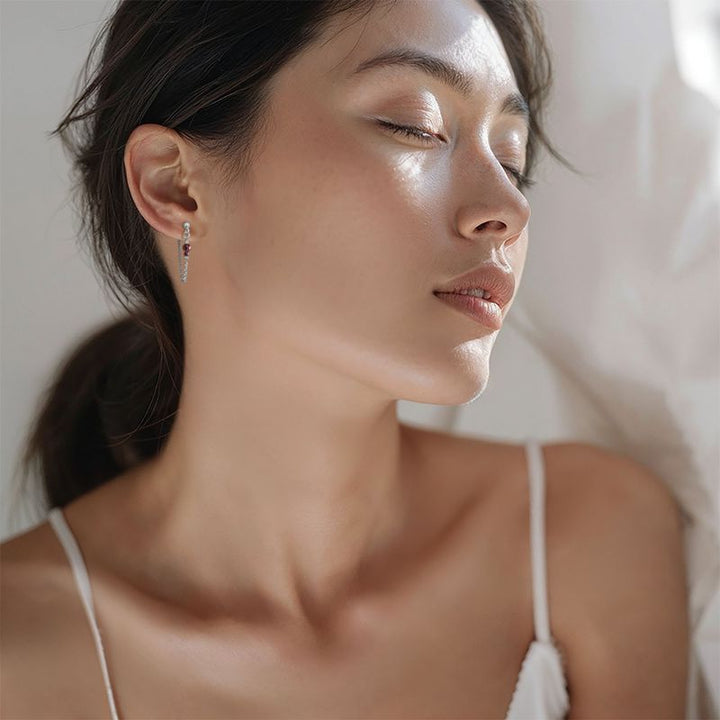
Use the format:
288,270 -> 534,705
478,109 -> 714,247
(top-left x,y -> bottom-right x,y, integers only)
1,525 -> 68,715
438,432 -> 689,717
1,524 -> 61,715
538,440 -> 687,552
1,521 -> 109,718
539,441 -> 690,718
0,520 -> 69,619
544,440 -> 685,526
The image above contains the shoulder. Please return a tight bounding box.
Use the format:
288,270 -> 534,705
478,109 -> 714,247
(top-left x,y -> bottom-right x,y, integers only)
0,521 -> 70,614
540,441 -> 690,718
544,440 -> 685,517
1,521 -> 108,717
441,433 -> 689,716
1,525 -> 66,712
538,441 -> 686,552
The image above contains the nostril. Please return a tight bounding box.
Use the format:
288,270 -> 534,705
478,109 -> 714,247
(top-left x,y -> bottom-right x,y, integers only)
476,220 -> 505,232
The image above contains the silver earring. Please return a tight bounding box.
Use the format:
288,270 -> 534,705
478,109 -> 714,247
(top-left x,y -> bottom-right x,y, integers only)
177,221 -> 191,283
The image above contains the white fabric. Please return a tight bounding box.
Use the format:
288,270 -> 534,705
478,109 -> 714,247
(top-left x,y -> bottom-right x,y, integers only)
505,439 -> 570,719
505,640 -> 569,720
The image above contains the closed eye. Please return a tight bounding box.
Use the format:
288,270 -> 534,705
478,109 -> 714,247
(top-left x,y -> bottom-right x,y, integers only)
376,119 -> 438,144
376,120 -> 535,191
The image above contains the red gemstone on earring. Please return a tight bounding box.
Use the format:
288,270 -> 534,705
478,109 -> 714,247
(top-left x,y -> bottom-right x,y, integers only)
182,243 -> 191,257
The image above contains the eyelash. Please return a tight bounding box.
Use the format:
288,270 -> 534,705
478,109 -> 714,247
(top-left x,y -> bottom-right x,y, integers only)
377,120 -> 536,191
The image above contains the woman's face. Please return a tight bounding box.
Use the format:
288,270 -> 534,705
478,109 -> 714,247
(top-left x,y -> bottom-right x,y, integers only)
202,0 -> 531,406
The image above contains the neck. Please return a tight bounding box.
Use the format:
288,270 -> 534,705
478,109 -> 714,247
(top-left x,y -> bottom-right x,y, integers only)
113,333 -> 421,636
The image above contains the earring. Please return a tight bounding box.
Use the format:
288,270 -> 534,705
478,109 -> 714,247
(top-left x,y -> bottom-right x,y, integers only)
177,221 -> 191,283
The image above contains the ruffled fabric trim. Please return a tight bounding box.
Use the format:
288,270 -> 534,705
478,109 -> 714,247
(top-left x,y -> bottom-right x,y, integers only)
504,639 -> 570,720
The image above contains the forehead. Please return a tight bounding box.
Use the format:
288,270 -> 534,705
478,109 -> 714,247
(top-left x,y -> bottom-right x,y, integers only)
319,0 -> 522,106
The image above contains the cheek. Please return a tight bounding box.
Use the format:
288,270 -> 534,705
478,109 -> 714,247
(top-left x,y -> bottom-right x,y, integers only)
239,113 -> 441,318
214,107 -> 499,400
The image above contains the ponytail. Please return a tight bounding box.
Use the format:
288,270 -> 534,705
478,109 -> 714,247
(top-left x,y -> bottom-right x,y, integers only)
9,303 -> 183,531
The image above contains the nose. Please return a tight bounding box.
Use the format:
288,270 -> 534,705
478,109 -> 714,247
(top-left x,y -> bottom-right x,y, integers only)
455,166 -> 531,251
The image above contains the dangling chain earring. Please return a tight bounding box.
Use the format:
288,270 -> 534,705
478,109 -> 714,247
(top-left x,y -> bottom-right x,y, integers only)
177,221 -> 191,283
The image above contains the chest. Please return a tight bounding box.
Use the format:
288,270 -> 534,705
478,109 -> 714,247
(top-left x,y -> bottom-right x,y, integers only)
75,592 -> 533,718
53,501 -> 536,719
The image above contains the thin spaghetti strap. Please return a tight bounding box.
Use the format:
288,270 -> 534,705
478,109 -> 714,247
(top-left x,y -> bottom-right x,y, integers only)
47,507 -> 121,720
524,438 -> 552,644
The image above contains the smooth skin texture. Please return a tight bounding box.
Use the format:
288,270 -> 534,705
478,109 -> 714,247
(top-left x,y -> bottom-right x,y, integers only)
116,0 -> 532,631
1,0 -> 689,716
550,444 -> 689,719
1,439 -> 689,718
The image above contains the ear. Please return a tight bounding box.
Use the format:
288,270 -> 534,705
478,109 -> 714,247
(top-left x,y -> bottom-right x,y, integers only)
123,123 -> 207,243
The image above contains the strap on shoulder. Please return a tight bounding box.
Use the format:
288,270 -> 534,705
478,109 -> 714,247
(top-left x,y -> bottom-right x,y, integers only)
524,438 -> 552,644
47,507 -> 121,720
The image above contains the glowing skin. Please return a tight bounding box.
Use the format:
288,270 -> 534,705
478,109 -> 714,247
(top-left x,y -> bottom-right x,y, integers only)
119,0 -> 531,637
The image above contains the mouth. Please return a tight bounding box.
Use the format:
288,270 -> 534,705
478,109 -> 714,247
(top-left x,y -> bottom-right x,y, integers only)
433,288 -> 498,305
433,262 -> 515,311
433,290 -> 504,330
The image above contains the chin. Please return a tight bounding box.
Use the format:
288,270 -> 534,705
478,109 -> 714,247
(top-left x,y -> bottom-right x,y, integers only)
394,364 -> 490,406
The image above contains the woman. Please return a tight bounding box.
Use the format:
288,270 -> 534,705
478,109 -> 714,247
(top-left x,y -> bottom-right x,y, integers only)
1,0 -> 689,717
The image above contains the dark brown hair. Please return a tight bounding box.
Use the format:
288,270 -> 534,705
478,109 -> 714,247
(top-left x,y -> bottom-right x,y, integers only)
8,0 -> 578,530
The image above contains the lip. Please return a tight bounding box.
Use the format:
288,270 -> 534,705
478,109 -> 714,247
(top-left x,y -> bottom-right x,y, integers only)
434,291 -> 504,330
433,262 -> 515,310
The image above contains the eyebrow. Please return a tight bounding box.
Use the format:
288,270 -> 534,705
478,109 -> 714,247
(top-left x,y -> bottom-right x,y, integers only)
349,47 -> 530,132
